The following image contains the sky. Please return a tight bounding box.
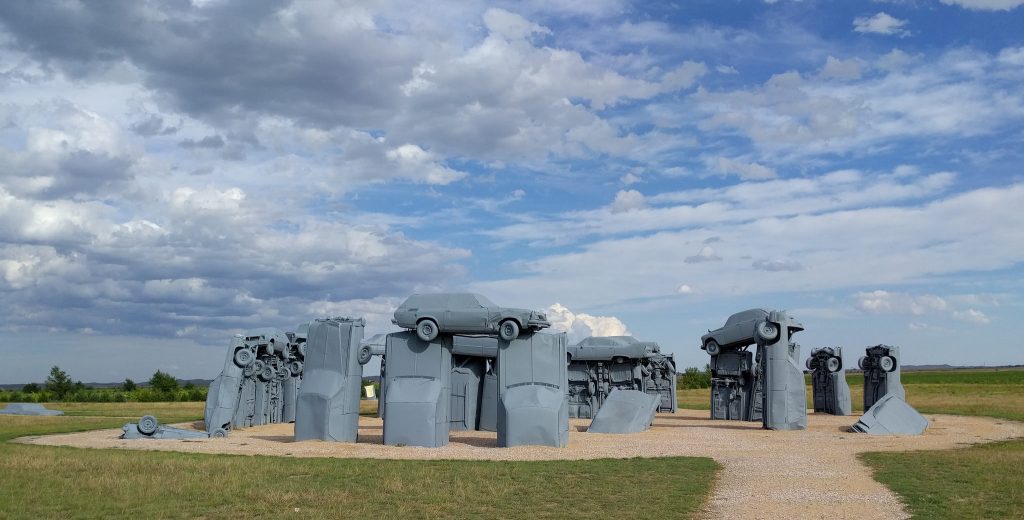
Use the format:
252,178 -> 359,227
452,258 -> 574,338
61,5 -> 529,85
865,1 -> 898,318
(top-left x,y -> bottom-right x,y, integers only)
0,0 -> 1022,384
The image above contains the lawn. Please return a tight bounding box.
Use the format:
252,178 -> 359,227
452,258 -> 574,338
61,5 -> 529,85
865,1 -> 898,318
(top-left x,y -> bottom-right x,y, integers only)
0,406 -> 717,519
678,367 -> 1024,422
680,367 -> 1024,519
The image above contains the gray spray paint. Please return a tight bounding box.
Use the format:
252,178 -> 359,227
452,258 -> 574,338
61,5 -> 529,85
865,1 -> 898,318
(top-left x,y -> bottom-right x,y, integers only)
450,355 -> 486,431
565,336 -> 677,419
860,345 -> 905,409
852,393 -> 929,435
121,415 -> 227,440
708,348 -> 761,422
807,346 -> 853,416
382,331 -> 452,447
758,310 -> 807,431
496,332 -> 569,448
294,317 -> 364,442
204,328 -> 303,432
587,389 -> 660,434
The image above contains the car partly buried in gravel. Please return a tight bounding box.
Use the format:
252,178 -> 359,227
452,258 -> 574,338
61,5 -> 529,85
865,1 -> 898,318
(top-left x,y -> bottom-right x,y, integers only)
701,308 -> 804,355
392,293 -> 551,342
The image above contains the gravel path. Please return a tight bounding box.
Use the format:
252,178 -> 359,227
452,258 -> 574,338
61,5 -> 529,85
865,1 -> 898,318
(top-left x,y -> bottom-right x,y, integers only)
16,410 -> 1021,519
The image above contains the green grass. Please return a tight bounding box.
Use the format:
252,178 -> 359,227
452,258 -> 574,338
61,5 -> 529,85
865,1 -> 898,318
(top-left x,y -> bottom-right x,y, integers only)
677,367 -> 1024,421
0,407 -> 718,519
862,439 -> 1024,519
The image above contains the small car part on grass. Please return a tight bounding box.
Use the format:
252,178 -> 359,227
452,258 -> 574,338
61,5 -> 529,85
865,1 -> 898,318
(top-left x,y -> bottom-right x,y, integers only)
392,293 -> 551,342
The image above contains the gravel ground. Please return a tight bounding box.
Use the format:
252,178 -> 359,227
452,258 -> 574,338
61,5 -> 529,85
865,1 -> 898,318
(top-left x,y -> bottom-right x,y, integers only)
17,410 -> 1022,519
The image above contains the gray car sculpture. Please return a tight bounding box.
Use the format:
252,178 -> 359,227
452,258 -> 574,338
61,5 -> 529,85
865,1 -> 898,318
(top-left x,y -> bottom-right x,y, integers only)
565,336 -> 677,419
806,346 -> 852,416
392,293 -> 551,342
701,308 -> 771,355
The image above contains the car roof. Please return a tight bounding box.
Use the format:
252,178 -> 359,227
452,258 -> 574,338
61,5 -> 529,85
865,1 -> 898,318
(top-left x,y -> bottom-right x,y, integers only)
401,293 -> 496,307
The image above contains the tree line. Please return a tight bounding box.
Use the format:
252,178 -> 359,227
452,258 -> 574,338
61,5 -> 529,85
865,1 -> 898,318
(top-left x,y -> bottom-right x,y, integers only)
1,366 -> 207,403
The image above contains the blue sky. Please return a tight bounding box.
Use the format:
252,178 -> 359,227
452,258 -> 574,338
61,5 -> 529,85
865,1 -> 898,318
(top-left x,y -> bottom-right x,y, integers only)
0,0 -> 1022,383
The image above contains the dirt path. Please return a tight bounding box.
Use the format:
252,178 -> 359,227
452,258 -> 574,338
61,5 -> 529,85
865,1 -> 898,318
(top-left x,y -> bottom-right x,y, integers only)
16,410 -> 1021,519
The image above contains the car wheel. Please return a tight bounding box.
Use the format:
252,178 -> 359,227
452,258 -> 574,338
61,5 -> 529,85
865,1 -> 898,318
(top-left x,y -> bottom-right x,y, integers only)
243,363 -> 257,377
705,340 -> 721,356
233,348 -> 254,368
137,415 -> 158,435
260,365 -> 275,381
298,342 -> 305,358
880,355 -> 896,372
498,320 -> 520,341
357,344 -> 373,365
826,357 -> 841,373
755,321 -> 779,342
805,357 -> 814,371
265,339 -> 275,356
857,356 -> 868,370
210,428 -> 229,438
289,360 -> 303,376
416,319 -> 439,342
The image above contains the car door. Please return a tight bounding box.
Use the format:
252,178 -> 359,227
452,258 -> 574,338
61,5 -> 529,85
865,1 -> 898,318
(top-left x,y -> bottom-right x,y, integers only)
446,294 -> 487,332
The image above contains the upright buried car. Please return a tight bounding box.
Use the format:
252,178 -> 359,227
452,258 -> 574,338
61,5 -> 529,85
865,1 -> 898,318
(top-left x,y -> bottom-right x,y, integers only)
393,293 -> 551,341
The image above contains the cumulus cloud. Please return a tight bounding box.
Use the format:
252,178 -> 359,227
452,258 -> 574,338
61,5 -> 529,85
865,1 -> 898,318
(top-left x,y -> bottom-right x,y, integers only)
676,284 -> 694,294
545,303 -> 630,343
610,189 -> 647,213
856,291 -> 993,326
685,246 -> 722,263
853,12 -> 910,36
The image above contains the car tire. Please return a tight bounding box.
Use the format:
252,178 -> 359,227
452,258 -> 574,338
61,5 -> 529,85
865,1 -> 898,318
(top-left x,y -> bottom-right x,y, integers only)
857,356 -> 868,370
705,340 -> 721,356
826,357 -> 841,373
260,365 -> 275,381
498,320 -> 520,341
210,428 -> 229,438
755,321 -> 779,342
416,319 -> 439,342
880,355 -> 896,372
137,415 -> 158,435
265,339 -> 275,356
233,348 -> 254,368
357,344 -> 373,365
805,357 -> 814,370
288,360 -> 303,376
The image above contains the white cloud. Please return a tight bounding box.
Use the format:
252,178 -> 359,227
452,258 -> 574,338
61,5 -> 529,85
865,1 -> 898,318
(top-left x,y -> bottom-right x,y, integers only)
694,46 -> 1024,159
545,303 -> 630,343
609,189 -> 647,213
940,0 -> 1024,11
684,246 -> 722,263
676,284 -> 694,294
710,156 -> 777,180
953,308 -> 991,324
853,12 -> 910,36
854,290 -> 949,315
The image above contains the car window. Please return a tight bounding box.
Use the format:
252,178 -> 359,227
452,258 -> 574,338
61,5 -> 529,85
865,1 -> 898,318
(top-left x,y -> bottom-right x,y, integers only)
450,294 -> 483,308
473,293 -> 497,307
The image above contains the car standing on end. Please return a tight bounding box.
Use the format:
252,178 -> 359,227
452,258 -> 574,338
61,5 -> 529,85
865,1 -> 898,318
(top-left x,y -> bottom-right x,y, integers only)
392,293 -> 551,342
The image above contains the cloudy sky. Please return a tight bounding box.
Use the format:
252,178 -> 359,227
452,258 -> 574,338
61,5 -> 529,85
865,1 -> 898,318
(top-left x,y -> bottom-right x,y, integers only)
1,0 -> 1022,383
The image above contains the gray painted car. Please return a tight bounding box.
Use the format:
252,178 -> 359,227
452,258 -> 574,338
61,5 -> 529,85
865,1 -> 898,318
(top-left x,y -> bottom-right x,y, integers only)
392,293 -> 551,341
701,308 -> 804,355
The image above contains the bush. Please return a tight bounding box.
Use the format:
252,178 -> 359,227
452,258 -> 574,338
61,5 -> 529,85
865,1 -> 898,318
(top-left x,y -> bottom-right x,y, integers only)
677,365 -> 712,390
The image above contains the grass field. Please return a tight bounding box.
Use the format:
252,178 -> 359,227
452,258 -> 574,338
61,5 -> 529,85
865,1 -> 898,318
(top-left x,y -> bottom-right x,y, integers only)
0,404 -> 717,519
678,367 -> 1024,421
3,367 -> 1022,519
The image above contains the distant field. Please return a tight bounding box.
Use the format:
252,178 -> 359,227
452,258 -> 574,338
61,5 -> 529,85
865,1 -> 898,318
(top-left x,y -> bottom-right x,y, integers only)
678,367 -> 1024,422
0,405 -> 716,519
